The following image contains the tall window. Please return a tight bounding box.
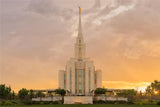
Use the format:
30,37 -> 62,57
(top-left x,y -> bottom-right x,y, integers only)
64,74 -> 66,89
78,70 -> 82,93
75,70 -> 77,93
95,74 -> 97,89
89,70 -> 91,91
70,69 -> 72,92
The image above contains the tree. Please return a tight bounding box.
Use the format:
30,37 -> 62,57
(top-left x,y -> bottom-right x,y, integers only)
36,91 -> 45,98
117,89 -> 137,101
146,80 -> 160,96
29,89 -> 35,99
11,91 -> 16,100
146,86 -> 152,96
18,88 -> 29,100
55,89 -> 66,104
94,88 -> 107,95
0,84 -> 11,99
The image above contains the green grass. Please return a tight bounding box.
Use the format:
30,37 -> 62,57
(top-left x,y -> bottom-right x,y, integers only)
0,105 -> 159,107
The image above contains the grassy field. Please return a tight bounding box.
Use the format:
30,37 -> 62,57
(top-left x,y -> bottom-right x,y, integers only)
0,105 -> 159,107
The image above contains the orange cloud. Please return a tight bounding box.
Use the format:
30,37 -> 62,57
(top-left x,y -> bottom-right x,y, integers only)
102,81 -> 151,91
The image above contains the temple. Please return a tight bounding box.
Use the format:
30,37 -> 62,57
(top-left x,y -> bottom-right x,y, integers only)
59,7 -> 102,96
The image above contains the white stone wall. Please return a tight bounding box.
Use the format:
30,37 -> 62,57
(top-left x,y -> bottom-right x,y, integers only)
32,97 -> 62,102
66,61 -> 71,92
71,61 -> 75,95
95,96 -> 128,102
59,58 -> 102,95
64,96 -> 93,104
85,63 -> 89,95
90,61 -> 95,91
85,60 -> 95,94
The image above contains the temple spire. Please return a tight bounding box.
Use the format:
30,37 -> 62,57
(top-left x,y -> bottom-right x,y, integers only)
75,7 -> 85,59
78,6 -> 83,40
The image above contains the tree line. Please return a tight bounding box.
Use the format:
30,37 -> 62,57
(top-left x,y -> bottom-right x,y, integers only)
0,80 -> 159,101
0,84 -> 65,101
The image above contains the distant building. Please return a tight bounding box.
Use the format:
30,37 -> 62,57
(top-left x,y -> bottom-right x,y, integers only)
59,7 -> 102,96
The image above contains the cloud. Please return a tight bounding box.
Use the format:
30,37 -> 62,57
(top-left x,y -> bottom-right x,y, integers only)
102,81 -> 151,89
1,0 -> 160,92
27,0 -> 57,16
27,0 -> 75,21
92,1 -> 136,25
93,0 -> 101,8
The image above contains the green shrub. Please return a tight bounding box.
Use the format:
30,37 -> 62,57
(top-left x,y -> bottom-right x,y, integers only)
52,101 -> 59,104
40,102 -> 44,105
127,100 -> 134,104
106,101 -> 115,104
22,100 -> 33,105
58,101 -> 62,104
11,101 -> 18,105
117,101 -> 127,104
93,100 -> 105,104
157,101 -> 160,105
32,101 -> 40,104
2,101 -> 14,106
98,100 -> 105,104
149,100 -> 154,102
43,101 -> 50,104
0,101 -> 5,105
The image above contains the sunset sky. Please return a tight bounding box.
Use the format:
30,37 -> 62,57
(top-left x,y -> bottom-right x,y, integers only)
0,0 -> 160,92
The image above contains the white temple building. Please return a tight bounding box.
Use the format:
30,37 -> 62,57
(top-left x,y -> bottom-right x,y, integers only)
59,7 -> 102,96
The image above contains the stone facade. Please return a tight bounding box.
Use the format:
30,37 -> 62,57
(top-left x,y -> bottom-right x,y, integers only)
64,96 -> 93,104
59,7 -> 102,95
94,96 -> 128,102
32,97 -> 62,102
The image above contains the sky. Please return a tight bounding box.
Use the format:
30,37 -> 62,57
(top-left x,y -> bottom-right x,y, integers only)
0,0 -> 160,92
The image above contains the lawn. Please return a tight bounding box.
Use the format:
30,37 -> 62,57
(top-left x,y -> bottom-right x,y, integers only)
0,105 -> 159,107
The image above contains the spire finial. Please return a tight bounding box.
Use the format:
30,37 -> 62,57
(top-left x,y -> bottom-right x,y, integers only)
78,6 -> 82,38
79,6 -> 81,14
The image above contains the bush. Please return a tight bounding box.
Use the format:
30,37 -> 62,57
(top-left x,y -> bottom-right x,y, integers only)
106,101 -> 115,104
97,100 -> 105,104
40,102 -> 44,105
11,101 -> 18,105
93,100 -> 105,104
1,101 -> 14,106
0,101 -> 5,106
32,101 -> 40,104
157,101 -> 160,105
43,101 -> 50,104
127,100 -> 134,104
58,101 -> 62,104
149,100 -> 154,102
116,101 -> 127,104
32,101 -> 62,105
22,100 -> 33,105
51,101 -> 62,104
51,101 -> 58,104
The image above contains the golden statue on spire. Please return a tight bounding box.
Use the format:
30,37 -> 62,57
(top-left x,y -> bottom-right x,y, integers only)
79,6 -> 81,14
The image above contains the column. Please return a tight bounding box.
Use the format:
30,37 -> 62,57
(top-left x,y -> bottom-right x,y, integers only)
71,61 -> 75,95
85,62 -> 89,95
